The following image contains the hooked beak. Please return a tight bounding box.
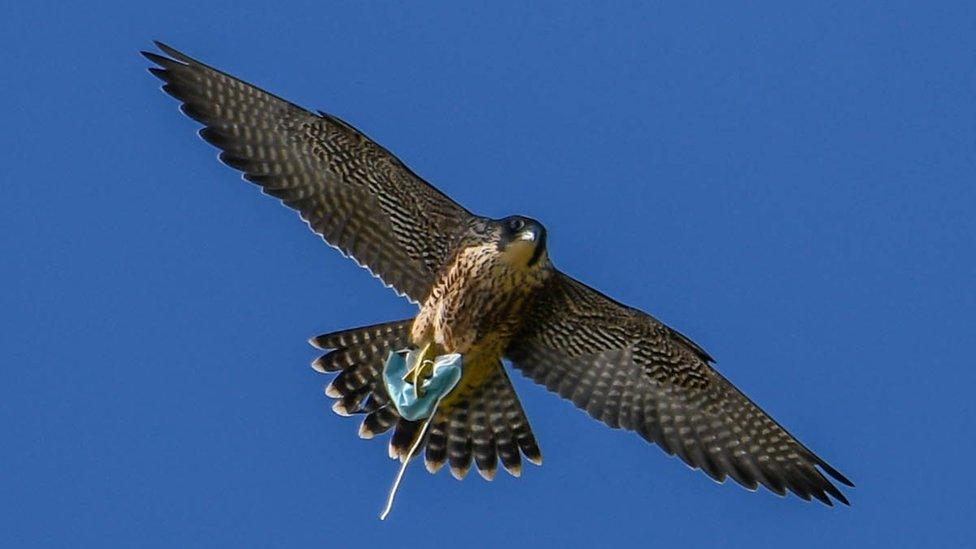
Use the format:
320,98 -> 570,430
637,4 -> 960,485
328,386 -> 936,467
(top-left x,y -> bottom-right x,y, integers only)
517,228 -> 537,242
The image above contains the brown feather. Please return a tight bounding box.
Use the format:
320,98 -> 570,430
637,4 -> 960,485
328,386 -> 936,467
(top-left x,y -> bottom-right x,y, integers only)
507,273 -> 852,505
143,42 -> 472,303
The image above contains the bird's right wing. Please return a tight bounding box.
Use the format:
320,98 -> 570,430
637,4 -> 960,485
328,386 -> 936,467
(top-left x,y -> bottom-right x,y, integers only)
506,273 -> 853,505
143,42 -> 473,303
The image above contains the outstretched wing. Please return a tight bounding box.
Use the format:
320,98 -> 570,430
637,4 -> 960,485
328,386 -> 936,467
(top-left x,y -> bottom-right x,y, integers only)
143,42 -> 473,303
507,273 -> 853,505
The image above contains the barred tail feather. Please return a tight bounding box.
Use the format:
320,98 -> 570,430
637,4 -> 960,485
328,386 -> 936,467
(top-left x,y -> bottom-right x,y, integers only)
310,324 -> 541,480
309,319 -> 412,438
424,361 -> 542,480
311,319 -> 443,465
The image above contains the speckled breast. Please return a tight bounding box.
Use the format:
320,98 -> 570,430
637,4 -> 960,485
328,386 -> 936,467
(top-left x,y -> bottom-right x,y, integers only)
411,242 -> 551,357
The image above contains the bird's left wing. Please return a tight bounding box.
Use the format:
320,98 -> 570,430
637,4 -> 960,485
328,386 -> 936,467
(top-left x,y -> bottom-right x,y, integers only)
143,42 -> 473,303
506,273 -> 853,505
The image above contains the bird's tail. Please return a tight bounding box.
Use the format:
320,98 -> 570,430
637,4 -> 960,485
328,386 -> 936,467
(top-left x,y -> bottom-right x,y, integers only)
309,319 -> 414,440
422,359 -> 542,480
309,320 -> 541,480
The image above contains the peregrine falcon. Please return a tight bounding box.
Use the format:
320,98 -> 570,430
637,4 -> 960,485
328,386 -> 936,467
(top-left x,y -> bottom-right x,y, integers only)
143,42 -> 853,506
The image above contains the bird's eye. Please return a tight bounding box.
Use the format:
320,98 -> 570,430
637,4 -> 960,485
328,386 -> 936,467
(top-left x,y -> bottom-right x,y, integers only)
507,218 -> 525,232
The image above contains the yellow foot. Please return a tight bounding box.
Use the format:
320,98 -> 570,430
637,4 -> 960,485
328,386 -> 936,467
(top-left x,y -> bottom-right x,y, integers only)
402,342 -> 437,399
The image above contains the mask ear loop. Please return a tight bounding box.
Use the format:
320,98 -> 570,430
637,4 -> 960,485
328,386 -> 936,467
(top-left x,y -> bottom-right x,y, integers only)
379,393 -> 446,521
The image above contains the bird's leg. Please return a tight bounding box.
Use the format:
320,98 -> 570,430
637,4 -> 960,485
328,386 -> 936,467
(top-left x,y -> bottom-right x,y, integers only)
402,341 -> 437,399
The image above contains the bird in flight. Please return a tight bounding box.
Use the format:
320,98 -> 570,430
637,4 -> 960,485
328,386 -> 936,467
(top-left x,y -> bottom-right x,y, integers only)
143,42 -> 853,508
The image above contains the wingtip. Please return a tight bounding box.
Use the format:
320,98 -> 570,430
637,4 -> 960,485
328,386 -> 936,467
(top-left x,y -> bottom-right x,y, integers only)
153,40 -> 186,61
817,459 -> 855,488
810,489 -> 834,507
141,51 -> 171,68
820,478 -> 851,507
147,67 -> 167,80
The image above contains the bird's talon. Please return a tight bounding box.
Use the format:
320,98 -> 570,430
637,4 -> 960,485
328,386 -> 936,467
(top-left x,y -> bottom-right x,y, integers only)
402,342 -> 437,398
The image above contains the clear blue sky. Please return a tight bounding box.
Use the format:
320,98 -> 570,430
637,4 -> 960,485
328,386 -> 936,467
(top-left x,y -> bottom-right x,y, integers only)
3,1 -> 974,547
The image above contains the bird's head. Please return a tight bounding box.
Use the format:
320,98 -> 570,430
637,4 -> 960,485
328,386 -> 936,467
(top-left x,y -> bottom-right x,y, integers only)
495,215 -> 548,269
